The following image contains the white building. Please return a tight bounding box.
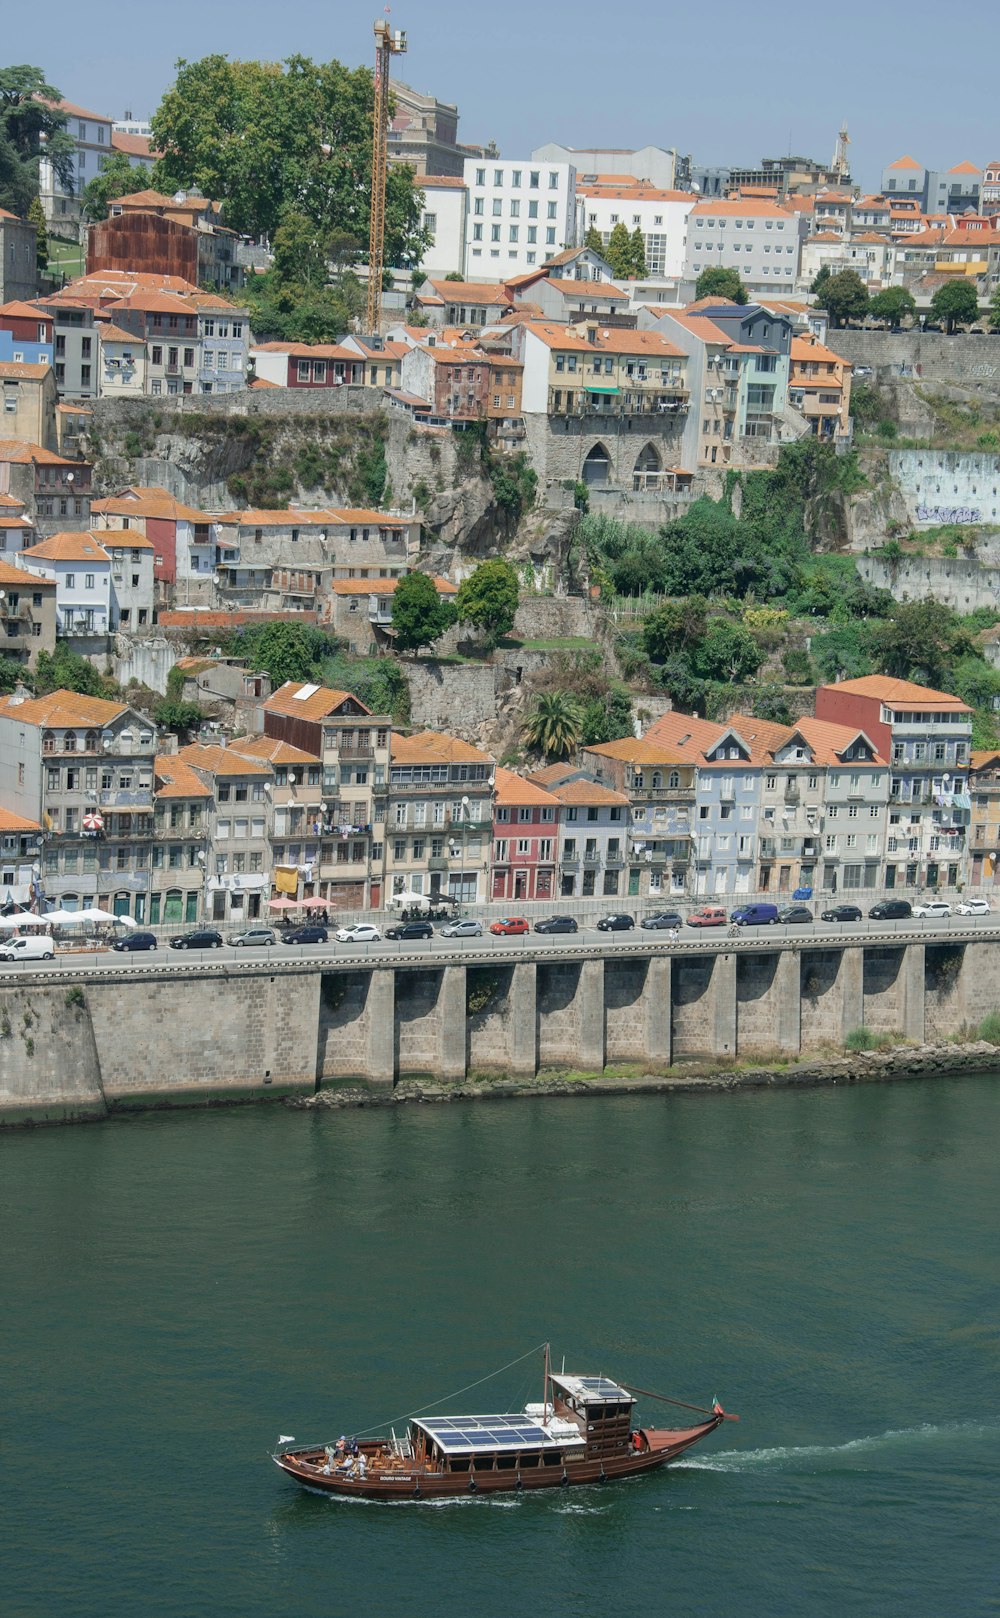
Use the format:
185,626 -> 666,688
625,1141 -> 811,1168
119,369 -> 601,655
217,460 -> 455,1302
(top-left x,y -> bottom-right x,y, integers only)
462,158 -> 577,280
684,200 -> 807,296
38,98 -> 114,236
418,176 -> 468,279
101,532 -> 155,630
532,144 -> 679,191
577,182 -> 696,278
18,530 -> 112,634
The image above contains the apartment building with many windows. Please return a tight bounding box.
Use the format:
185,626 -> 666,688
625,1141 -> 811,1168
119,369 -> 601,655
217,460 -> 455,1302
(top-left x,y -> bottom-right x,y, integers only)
491,768 -> 559,901
387,732 -> 493,904
462,158 -> 577,279
150,755 -> 212,925
527,765 -> 631,898
175,743 -> 272,924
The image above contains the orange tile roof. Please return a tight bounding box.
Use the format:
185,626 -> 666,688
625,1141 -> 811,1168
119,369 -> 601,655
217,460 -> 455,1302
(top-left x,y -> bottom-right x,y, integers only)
428,279 -> 513,305
66,270 -> 198,297
91,486 -> 210,524
492,767 -> 560,808
0,514 -> 32,530
790,717 -> 886,767
948,161 -> 980,176
584,736 -> 689,766
0,440 -> 79,466
330,508 -> 410,527
21,531 -> 110,563
791,336 -> 850,366
228,735 -> 321,767
391,729 -> 492,765
153,755 -> 213,799
331,575 -> 456,595
249,377 -> 280,389
576,184 -> 695,202
538,776 -> 629,806
0,362 -> 50,380
0,558 -> 51,587
970,749 -> 1000,769
545,278 -> 629,300
157,609 -> 317,629
0,807 -> 42,832
98,531 -> 155,551
250,341 -> 357,359
175,742 -> 271,778
264,681 -> 369,721
420,175 -> 468,189
886,155 -> 923,171
661,311 -> 733,346
690,199 -> 793,220
0,688 -> 126,727
96,322 -> 140,344
0,300 -> 53,322
823,676 -> 971,710
111,131 -> 156,159
42,96 -> 111,122
108,289 -> 197,316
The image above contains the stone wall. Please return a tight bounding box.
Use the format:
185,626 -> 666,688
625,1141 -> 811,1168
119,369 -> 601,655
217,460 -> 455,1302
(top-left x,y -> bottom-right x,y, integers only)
859,551 -> 1000,613
832,333 -> 1000,396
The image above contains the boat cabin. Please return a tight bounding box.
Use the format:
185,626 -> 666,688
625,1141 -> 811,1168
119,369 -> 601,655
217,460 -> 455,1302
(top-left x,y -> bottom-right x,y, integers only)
410,1412 -> 585,1475
548,1373 -> 637,1463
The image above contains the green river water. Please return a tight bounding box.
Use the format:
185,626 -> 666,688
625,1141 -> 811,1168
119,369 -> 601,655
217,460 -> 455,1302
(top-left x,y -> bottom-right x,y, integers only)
2,1077 -> 998,1618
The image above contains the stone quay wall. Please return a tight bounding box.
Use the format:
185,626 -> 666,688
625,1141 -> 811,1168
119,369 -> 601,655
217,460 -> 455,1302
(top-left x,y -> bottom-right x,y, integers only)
2,930 -> 999,1124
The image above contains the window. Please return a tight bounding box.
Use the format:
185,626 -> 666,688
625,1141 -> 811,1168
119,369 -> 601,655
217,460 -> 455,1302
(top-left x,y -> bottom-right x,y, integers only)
494,169 -> 504,186
547,201 -> 557,219
66,573 -> 75,589
85,574 -> 95,590
546,229 -> 555,245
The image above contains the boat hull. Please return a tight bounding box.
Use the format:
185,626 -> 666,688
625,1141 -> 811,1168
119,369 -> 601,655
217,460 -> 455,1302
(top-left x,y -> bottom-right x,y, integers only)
273,1420 -> 722,1501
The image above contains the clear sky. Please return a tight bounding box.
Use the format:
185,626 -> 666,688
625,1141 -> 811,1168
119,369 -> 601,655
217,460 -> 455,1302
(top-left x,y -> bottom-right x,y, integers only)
5,0 -> 995,192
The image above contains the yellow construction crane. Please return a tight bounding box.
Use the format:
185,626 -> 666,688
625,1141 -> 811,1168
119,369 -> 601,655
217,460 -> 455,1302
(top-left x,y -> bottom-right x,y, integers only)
366,14 -> 407,335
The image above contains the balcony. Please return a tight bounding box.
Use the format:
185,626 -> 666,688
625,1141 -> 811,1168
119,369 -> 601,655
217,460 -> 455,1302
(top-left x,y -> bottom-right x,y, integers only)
559,855 -> 580,870
583,851 -> 601,866
99,788 -> 154,809
784,784 -> 800,803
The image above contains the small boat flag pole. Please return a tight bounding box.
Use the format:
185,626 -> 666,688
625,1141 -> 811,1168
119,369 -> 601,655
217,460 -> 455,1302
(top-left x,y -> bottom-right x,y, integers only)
622,1383 -> 740,1421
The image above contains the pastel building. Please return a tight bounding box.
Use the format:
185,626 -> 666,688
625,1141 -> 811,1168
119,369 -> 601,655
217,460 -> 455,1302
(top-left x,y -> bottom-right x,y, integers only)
386,731 -> 493,904
491,768 -> 559,902
528,765 -> 631,899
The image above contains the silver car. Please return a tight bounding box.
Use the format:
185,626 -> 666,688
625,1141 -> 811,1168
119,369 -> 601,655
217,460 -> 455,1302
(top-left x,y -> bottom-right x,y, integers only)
439,918 -> 484,938
228,927 -> 277,947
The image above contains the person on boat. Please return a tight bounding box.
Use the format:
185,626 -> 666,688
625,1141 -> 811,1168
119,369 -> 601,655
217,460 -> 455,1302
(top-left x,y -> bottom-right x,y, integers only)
348,1437 -> 359,1456
632,1430 -> 643,1453
358,1453 -> 368,1478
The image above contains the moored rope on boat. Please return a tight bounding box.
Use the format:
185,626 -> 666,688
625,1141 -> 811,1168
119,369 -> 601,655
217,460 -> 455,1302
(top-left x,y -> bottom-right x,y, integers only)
355,1341 -> 551,1438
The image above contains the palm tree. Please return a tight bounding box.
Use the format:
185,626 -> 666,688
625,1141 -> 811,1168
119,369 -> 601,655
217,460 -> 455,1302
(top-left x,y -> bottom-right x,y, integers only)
522,691 -> 583,760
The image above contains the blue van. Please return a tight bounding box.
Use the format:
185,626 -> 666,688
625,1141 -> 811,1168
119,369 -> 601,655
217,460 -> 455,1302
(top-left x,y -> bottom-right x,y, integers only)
730,903 -> 779,927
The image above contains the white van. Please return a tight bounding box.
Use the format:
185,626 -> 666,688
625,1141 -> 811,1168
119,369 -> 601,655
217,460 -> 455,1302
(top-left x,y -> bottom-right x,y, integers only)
0,934 -> 56,962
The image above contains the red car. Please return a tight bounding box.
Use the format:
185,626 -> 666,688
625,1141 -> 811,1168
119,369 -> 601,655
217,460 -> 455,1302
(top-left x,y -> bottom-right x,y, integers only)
490,916 -> 529,935
685,906 -> 727,928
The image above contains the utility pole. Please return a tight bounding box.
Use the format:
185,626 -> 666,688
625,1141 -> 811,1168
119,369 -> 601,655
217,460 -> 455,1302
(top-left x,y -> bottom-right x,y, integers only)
366,14 -> 407,336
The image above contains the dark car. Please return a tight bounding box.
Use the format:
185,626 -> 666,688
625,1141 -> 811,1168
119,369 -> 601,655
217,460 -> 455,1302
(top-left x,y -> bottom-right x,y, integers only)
385,920 -> 434,940
169,929 -> 223,950
111,930 -> 158,952
596,913 -> 634,932
868,899 -> 913,921
821,904 -> 863,922
281,924 -> 329,944
642,911 -> 685,931
777,904 -> 813,925
534,915 -> 579,934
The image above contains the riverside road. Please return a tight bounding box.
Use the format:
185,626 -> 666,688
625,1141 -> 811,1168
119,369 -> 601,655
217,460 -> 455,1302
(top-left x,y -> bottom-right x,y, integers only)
6,911 -> 1000,977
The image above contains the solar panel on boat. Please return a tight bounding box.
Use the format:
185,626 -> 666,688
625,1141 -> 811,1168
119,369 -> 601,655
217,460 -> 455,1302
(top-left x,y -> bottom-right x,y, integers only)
415,1414 -> 569,1453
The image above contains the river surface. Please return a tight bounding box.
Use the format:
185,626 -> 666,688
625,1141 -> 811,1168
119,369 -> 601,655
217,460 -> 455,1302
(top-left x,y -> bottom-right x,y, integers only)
2,1078 -> 998,1618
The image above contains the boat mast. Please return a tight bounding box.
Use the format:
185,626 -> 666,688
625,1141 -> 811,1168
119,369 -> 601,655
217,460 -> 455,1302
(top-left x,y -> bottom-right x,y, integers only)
543,1342 -> 550,1417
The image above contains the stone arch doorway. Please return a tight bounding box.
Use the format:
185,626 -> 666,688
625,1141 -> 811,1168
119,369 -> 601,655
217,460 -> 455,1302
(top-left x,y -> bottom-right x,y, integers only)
633,442 -> 662,491
582,443 -> 611,487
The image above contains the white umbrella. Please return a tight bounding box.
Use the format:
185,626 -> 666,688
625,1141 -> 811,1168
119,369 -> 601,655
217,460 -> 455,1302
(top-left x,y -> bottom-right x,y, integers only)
386,890 -> 430,911
0,912 -> 46,930
74,907 -> 135,926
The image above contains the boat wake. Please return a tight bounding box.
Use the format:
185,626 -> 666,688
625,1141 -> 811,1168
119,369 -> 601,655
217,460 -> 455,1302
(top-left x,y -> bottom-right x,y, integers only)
675,1420 -> 995,1473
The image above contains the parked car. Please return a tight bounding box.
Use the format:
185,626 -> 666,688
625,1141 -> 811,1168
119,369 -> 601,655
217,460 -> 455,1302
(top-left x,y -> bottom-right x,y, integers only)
385,920 -> 433,940
490,917 -> 528,936
956,897 -> 991,916
777,904 -> 813,925
334,923 -> 380,944
642,911 -> 685,930
730,903 -> 779,927
0,934 -> 55,962
228,927 -> 276,948
596,913 -> 634,932
820,904 -> 863,922
169,929 -> 223,950
868,899 -> 913,921
534,915 -> 579,934
439,918 -> 484,938
282,924 -> 330,944
111,931 -> 158,952
686,906 -> 727,928
912,899 -> 952,919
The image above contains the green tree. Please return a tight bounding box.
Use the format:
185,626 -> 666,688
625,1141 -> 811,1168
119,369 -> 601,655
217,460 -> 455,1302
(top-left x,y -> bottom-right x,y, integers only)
990,282 -> 1000,332
750,685 -> 794,725
929,279 -> 979,333
642,596 -> 708,661
579,684 -> 633,746
81,151 -> 140,222
153,698 -> 204,735
454,559 -> 520,646
0,66 -> 74,217
604,221 -> 633,277
814,269 -> 869,328
782,646 -> 815,685
151,54 -> 428,265
34,643 -> 110,697
226,620 -> 340,684
810,264 -> 832,297
26,194 -> 46,269
390,571 -> 458,652
810,623 -> 873,682
690,618 -> 765,683
627,226 -> 647,278
0,656 -> 29,694
522,690 -> 583,759
694,266 -> 748,305
584,225 -> 604,255
868,599 -> 973,687
868,286 -> 916,330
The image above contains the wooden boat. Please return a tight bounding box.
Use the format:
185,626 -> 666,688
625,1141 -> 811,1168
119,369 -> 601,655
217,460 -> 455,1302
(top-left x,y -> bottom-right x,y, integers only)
272,1348 -> 736,1500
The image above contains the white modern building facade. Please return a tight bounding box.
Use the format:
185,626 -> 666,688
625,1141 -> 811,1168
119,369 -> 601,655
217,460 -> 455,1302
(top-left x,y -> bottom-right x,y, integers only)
462,158 -> 577,279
